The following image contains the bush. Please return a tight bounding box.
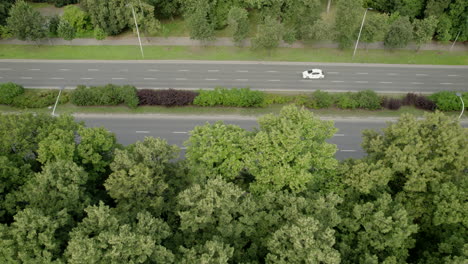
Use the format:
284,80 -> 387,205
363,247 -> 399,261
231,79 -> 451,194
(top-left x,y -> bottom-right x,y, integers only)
137,89 -> 198,107
11,90 -> 69,108
415,96 -> 436,111
0,82 -> 25,105
381,97 -> 402,110
70,84 -> 138,108
47,15 -> 60,35
403,93 -> 437,111
353,90 -> 382,110
93,27 -> 107,40
309,90 -> 334,109
429,91 -> 467,111
335,92 -> 359,109
193,87 -> 265,107
264,93 -> 294,106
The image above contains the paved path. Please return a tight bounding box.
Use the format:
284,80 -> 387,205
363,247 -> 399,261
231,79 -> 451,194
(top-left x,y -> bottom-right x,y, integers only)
1,37 -> 466,51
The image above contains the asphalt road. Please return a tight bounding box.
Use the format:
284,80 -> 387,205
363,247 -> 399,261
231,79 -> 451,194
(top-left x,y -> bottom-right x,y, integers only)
75,115 -> 392,160
1,60 -> 467,93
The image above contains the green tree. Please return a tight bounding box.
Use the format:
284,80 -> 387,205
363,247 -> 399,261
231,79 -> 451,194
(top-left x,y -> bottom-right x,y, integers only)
18,161 -> 91,218
447,0 -> 468,42
0,0 -> 14,26
105,137 -> 179,217
130,1 -> 161,37
6,0 -> 47,42
360,112 -> 468,261
435,14 -> 452,42
93,26 -> 107,40
80,0 -> 130,35
228,7 -> 249,46
65,202 -> 174,263
179,240 -> 234,263
335,0 -> 362,49
283,0 -> 322,41
47,15 -> 61,36
413,16 -> 438,51
246,105 -> 338,194
394,0 -> 425,18
186,5 -> 215,42
361,13 -> 389,47
0,208 -> 70,263
425,0 -> 452,17
252,16 -> 283,54
57,19 -> 76,42
61,5 -> 90,34
384,16 -> 413,49
309,18 -> 335,41
146,0 -> 181,19
266,216 -> 341,263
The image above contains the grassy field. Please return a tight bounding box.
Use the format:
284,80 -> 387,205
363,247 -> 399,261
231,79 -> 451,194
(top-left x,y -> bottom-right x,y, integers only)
1,44 -> 466,65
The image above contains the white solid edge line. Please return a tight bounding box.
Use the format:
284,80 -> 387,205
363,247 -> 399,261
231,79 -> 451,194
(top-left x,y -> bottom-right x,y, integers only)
173,131 -> 188,134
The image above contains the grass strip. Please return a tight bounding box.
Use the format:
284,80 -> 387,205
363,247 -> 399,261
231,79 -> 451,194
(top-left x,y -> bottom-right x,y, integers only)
1,45 -> 467,65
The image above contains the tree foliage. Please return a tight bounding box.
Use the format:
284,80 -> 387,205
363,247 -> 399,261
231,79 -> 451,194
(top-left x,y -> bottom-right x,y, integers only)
228,6 -> 249,46
80,0 -> 130,35
384,16 -> 413,49
413,16 -> 438,50
335,0 -> 363,49
57,19 -> 76,41
6,0 -> 46,42
252,16 -> 283,52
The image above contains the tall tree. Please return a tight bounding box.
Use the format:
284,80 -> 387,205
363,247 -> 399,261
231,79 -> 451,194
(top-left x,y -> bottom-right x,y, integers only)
0,0 -> 14,26
359,112 -> 468,261
65,202 -> 174,263
425,0 -> 452,17
335,0 -> 362,49
228,6 -> 250,46
80,0 -> 130,35
412,16 -> 438,51
252,16 -> 284,54
360,13 -> 389,46
6,0 -> 46,42
57,19 -> 76,42
61,5 -> 90,34
105,137 -> 179,217
283,0 -> 322,41
384,16 -> 413,49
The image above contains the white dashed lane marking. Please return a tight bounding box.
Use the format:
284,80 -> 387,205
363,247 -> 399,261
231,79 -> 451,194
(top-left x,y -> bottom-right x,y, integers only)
175,78 -> 187,80
144,78 -> 157,80
440,83 -> 453,85
88,69 -> 99,71
331,80 -> 344,83
147,69 -> 159,72
267,70 -> 278,73
50,77 -> 64,80
178,69 -> 189,72
356,72 -> 368,75
28,69 -> 40,71
237,70 -> 248,72
236,79 -> 248,81
355,81 -> 368,83
208,70 -> 219,72
0,68 -> 12,70
81,78 -> 94,80
59,69 -> 71,71
379,81 -> 393,84
387,73 -> 398,75
20,77 -> 32,79
135,131 -> 150,134
205,78 -> 218,81
447,75 -> 458,76
416,73 -> 427,76
411,82 -> 424,84
327,72 -> 339,74
112,77 -> 126,80
268,80 -> 281,82
334,134 -> 345,137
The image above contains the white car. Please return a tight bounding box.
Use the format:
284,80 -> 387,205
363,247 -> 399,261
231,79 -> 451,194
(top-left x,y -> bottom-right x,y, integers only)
302,69 -> 325,79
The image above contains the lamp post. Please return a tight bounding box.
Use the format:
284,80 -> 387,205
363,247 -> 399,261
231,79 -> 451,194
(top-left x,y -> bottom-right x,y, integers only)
52,86 -> 64,116
127,3 -> 144,59
353,8 -> 372,58
456,92 -> 464,119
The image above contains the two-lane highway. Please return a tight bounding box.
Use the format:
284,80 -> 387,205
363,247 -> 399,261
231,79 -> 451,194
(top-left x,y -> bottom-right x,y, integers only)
76,115 -> 395,160
1,60 -> 467,93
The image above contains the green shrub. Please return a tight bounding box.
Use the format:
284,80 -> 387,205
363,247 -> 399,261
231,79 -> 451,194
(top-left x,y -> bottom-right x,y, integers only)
193,87 -> 265,107
353,90 -> 382,110
310,90 -> 334,109
70,84 -> 138,108
11,90 -> 69,108
0,82 -> 25,105
264,93 -> 294,106
429,91 -> 467,111
335,92 -> 359,109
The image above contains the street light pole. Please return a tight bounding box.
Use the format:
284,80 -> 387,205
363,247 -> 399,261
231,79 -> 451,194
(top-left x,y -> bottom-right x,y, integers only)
353,8 -> 372,58
52,86 -> 64,116
456,92 -> 464,119
128,3 -> 144,59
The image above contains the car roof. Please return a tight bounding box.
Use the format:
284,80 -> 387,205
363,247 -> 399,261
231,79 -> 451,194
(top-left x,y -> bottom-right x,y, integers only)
308,69 -> 322,73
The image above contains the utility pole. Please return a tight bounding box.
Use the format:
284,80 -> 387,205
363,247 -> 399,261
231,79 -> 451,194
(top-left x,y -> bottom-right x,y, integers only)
353,8 -> 372,58
128,3 -> 144,59
52,86 -> 64,116
327,0 -> 331,13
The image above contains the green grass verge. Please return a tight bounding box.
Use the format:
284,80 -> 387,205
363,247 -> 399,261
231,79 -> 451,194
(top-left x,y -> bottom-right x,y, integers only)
1,44 -> 467,65
1,102 -> 463,119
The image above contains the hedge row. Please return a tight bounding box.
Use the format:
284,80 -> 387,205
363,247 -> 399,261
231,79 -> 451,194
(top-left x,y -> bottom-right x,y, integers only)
193,87 -> 265,107
1,83 -> 466,112
137,89 -> 198,107
70,84 -> 138,108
